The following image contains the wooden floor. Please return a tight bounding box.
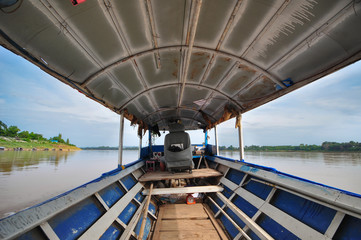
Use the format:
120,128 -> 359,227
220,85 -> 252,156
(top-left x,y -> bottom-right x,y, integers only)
139,168 -> 223,182
152,203 -> 228,240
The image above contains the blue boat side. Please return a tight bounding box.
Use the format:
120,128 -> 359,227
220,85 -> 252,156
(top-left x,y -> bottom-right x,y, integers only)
206,152 -> 361,239
0,160 -> 157,240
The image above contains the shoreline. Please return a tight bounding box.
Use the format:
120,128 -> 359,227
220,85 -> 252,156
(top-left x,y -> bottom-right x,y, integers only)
0,137 -> 81,151
0,147 -> 80,151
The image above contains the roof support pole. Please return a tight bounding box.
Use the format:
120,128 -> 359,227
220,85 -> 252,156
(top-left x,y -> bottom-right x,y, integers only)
148,129 -> 152,157
214,125 -> 219,155
118,112 -> 125,167
238,114 -> 244,161
139,134 -> 142,159
204,130 -> 208,146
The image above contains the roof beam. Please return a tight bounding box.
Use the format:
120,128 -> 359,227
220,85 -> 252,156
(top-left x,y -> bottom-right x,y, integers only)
241,0 -> 290,60
35,0 -> 136,103
242,48 -> 361,114
209,1 -> 360,119
192,61 -> 241,121
117,82 -> 243,112
144,0 -> 161,69
178,0 -> 203,108
153,115 -> 208,128
80,46 -> 282,90
216,0 -> 244,50
95,0 -> 163,126
97,0 -> 132,55
209,74 -> 263,119
199,0 -> 244,84
143,106 -> 217,122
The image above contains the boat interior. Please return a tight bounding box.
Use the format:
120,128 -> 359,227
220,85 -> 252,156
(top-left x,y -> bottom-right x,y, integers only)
1,0 -> 361,239
1,143 -> 361,240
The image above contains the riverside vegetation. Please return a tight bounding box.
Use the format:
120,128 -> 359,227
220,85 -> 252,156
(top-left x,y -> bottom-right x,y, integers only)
0,120 -> 80,151
220,142 -> 361,152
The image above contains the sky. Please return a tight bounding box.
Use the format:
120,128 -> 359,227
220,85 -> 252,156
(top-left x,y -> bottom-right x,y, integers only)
1,46 -> 361,147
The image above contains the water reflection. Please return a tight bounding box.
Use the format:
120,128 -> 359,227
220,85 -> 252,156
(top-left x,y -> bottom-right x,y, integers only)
0,151 -> 76,174
322,152 -> 361,166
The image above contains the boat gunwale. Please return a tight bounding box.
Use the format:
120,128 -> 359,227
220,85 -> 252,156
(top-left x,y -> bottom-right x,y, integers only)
0,160 -> 145,240
208,155 -> 361,218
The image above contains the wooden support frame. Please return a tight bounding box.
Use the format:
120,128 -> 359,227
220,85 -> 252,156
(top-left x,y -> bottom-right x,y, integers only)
216,192 -> 274,240
139,168 -> 222,182
207,196 -> 251,240
138,183 -> 154,240
39,222 -> 60,240
203,204 -> 229,240
324,211 -> 345,239
119,200 -> 147,240
142,185 -> 223,195
196,154 -> 209,169
220,177 -> 330,240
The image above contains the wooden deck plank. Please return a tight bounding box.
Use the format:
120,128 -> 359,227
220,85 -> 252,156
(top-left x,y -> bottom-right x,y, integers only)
203,204 -> 229,240
152,205 -> 166,240
162,204 -> 208,219
158,230 -> 221,240
160,219 -> 215,231
138,168 -> 222,182
153,203 -> 228,240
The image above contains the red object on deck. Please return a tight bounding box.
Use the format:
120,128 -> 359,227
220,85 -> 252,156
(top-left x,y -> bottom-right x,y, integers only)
71,0 -> 86,6
159,161 -> 165,171
186,194 -> 196,205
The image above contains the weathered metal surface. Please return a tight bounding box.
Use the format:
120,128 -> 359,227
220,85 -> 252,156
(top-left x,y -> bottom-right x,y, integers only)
0,161 -> 144,239
1,0 -> 360,131
208,157 -> 361,239
212,156 -> 361,217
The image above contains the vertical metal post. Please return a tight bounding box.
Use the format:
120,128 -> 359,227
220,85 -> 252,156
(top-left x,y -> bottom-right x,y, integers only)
214,125 -> 219,155
204,130 -> 208,146
238,114 -> 244,161
138,134 -> 142,159
118,112 -> 124,167
148,128 -> 152,157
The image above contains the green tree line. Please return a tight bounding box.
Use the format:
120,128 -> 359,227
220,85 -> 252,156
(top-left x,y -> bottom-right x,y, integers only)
219,141 -> 361,152
0,120 -> 73,146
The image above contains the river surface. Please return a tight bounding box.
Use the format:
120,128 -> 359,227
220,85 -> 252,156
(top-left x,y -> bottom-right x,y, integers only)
0,150 -> 361,218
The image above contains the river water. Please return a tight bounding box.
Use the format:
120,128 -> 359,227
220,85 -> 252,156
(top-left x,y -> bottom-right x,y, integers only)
0,150 -> 361,218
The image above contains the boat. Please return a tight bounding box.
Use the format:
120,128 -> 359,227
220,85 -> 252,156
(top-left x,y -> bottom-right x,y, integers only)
1,0 -> 361,239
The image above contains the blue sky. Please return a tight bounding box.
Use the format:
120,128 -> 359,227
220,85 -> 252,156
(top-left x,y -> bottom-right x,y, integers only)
1,46 -> 361,147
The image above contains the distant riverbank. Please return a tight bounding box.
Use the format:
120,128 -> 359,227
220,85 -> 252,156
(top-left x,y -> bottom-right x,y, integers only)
0,137 -> 81,151
221,141 -> 361,152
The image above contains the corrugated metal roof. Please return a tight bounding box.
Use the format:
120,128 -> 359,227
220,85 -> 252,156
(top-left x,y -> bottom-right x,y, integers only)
1,0 -> 361,131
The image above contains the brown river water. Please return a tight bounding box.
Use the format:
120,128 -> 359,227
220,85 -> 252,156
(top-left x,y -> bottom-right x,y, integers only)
0,150 -> 360,218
